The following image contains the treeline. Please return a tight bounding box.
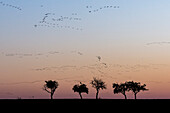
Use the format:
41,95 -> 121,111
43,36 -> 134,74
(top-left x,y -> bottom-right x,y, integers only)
43,77 -> 148,99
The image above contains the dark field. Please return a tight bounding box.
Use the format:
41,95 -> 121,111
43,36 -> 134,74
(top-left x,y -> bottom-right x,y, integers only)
0,99 -> 169,112
0,99 -> 169,107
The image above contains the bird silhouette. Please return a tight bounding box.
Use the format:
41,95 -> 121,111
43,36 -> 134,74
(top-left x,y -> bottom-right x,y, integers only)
97,56 -> 101,61
77,52 -> 83,55
34,25 -> 37,27
0,1 -> 21,11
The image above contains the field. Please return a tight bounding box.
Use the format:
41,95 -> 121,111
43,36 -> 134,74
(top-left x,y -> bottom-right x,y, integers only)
0,99 -> 169,107
0,99 -> 169,111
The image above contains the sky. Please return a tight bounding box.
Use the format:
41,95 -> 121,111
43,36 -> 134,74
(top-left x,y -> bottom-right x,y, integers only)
0,0 -> 170,99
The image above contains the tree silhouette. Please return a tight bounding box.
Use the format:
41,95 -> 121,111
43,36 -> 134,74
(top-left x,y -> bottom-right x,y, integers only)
72,82 -> 89,99
126,81 -> 148,99
43,80 -> 59,99
113,82 -> 128,99
90,77 -> 106,99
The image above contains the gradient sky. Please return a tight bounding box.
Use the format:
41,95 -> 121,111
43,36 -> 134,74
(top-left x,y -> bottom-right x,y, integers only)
0,0 -> 170,99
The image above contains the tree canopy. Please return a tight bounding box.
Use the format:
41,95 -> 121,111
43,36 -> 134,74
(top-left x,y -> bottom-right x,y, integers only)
113,82 -> 128,99
72,82 -> 89,99
90,77 -> 106,99
43,80 -> 59,99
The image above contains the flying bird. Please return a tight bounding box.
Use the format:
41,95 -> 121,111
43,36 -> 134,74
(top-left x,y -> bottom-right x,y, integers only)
96,56 -> 101,61
77,52 -> 83,55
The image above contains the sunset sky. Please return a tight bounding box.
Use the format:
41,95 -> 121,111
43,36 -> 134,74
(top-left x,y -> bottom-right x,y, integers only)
0,0 -> 170,99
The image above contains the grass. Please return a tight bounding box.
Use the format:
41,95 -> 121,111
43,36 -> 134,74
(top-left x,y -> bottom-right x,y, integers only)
0,99 -> 168,111
0,99 -> 169,105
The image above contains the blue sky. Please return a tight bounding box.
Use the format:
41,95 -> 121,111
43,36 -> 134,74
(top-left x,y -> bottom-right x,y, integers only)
1,0 -> 170,52
1,0 -> 170,70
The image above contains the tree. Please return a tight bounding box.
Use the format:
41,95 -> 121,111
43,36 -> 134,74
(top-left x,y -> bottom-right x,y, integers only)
90,77 -> 106,99
72,82 -> 89,99
113,82 -> 128,99
43,80 -> 59,99
126,81 -> 148,99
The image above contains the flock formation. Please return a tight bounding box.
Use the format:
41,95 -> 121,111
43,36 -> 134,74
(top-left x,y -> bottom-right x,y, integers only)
2,51 -> 60,58
1,50 -> 85,58
86,5 -> 119,13
0,1 -> 120,31
34,12 -> 83,31
146,42 -> 170,45
0,1 -> 21,11
1,48 -> 168,81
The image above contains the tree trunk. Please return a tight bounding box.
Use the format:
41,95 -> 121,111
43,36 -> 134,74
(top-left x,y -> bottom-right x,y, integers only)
96,89 -> 99,99
79,92 -> 83,99
51,93 -> 53,100
124,94 -> 127,100
134,93 -> 137,100
50,89 -> 53,100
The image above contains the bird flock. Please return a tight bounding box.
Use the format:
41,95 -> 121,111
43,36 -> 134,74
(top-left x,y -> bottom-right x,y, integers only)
1,48 -> 169,81
146,42 -> 170,45
33,4 -> 120,30
86,5 -> 119,13
1,51 -> 60,59
0,1 -> 21,11
30,52 -> 168,80
2,50 -> 86,59
0,0 -> 121,31
34,12 -> 83,31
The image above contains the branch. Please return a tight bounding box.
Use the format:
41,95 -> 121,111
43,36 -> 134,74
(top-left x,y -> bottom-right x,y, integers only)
42,87 -> 51,94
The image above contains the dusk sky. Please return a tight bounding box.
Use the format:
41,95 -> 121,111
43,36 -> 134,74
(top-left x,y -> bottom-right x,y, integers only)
0,0 -> 170,99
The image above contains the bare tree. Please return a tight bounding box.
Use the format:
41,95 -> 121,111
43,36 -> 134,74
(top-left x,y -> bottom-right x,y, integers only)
90,77 -> 106,99
126,81 -> 148,99
113,82 -> 128,99
43,80 -> 59,99
72,82 -> 89,99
